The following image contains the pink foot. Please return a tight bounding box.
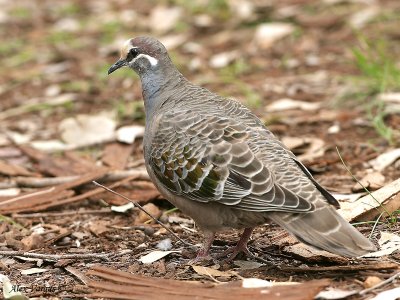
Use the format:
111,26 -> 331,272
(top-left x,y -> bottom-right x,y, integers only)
187,231 -> 215,265
215,227 -> 254,262
215,243 -> 251,262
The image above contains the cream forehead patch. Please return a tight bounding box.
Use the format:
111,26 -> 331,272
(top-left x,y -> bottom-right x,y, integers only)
120,39 -> 136,58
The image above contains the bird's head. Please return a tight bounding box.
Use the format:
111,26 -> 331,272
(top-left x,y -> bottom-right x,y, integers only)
108,36 -> 168,75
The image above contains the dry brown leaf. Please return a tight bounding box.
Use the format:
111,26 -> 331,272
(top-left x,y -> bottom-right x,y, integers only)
281,136 -> 325,162
352,171 -> 385,192
192,265 -> 235,278
88,220 -> 110,236
21,233 -> 44,251
5,231 -> 24,250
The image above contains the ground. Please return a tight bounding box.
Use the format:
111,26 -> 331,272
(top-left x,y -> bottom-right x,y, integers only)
0,0 -> 400,299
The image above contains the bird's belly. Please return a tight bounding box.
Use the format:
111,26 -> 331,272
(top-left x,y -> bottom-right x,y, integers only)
160,189 -> 268,231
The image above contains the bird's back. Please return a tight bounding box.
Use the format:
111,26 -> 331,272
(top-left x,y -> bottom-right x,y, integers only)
148,84 -> 325,209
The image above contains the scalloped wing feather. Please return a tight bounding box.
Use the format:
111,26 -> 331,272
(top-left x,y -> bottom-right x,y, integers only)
150,108 -> 317,213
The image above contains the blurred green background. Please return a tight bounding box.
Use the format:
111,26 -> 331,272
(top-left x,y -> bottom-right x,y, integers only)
0,0 -> 399,144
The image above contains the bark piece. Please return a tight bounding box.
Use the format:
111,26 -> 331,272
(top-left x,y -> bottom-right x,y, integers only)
86,265 -> 330,300
102,142 -> 133,170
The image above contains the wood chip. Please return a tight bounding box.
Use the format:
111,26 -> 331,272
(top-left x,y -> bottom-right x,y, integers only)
338,178 -> 400,222
20,268 -> 49,275
86,265 -> 330,300
0,159 -> 32,176
369,148 -> 400,172
102,142 -> 133,169
282,243 -> 347,264
352,172 -> 385,192
19,145 -> 105,177
0,170 -> 108,214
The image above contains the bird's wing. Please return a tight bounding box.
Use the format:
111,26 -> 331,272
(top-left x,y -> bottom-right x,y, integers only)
150,109 -> 315,213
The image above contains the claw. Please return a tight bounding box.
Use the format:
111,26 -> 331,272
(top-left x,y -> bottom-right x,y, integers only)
214,227 -> 254,262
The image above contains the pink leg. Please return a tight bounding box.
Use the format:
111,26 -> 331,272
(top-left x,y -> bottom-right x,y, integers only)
189,231 -> 215,264
216,227 -> 254,261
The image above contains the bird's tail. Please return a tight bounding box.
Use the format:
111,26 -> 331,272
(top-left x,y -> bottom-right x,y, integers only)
269,206 -> 376,257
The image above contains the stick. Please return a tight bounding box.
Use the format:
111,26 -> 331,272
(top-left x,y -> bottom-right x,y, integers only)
13,209 -> 113,218
92,181 -> 193,247
279,262 -> 398,273
359,270 -> 400,296
0,169 -> 150,189
0,251 -> 110,261
64,266 -> 90,285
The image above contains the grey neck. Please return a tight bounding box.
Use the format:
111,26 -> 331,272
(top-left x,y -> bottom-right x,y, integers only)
140,65 -> 186,121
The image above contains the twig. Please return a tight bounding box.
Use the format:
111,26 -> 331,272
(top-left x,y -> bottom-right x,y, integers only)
0,187 -> 55,206
359,270 -> 400,296
2,174 -> 137,214
0,169 -> 150,189
336,147 -> 391,217
92,181 -> 193,247
13,209 -> 113,218
0,251 -> 111,261
108,249 -> 133,258
369,211 -> 384,239
64,266 -> 90,285
279,262 -> 398,272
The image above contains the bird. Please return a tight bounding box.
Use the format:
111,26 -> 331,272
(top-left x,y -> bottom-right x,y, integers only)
108,36 -> 376,261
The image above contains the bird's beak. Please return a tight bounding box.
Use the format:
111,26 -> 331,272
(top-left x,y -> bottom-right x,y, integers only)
108,58 -> 127,75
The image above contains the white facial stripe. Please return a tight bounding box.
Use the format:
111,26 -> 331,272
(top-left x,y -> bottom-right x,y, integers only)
132,53 -> 158,66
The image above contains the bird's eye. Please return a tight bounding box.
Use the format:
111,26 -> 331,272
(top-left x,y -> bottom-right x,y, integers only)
127,48 -> 139,61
